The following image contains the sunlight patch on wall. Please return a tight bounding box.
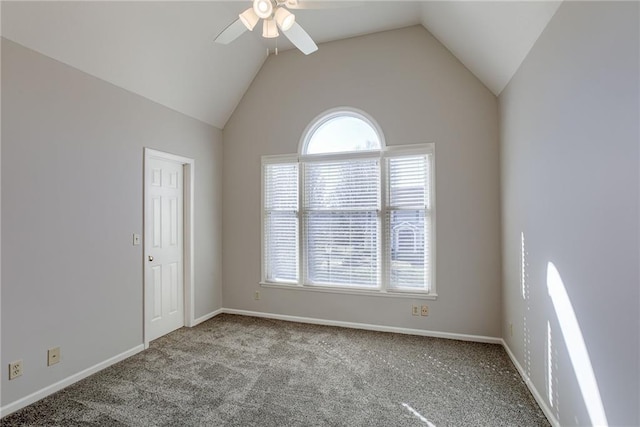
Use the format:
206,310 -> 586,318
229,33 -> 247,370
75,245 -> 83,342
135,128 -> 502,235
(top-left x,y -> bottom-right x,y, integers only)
547,262 -> 608,426
521,232 -> 527,299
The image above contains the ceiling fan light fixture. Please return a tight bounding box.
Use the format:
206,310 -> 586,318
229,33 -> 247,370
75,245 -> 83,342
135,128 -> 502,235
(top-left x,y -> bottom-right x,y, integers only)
262,18 -> 279,38
275,8 -> 295,31
239,7 -> 260,31
253,0 -> 274,19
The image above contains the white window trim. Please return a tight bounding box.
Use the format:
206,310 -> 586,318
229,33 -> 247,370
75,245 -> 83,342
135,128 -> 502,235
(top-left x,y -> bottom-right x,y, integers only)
259,281 -> 438,300
299,106 -> 387,155
261,154 -> 300,286
261,143 -> 437,300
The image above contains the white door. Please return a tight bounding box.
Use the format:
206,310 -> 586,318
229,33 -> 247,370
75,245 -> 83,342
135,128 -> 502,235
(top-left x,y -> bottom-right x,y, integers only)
145,156 -> 184,342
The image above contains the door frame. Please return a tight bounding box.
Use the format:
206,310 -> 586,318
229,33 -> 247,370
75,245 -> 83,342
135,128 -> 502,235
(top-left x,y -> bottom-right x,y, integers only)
143,147 -> 195,348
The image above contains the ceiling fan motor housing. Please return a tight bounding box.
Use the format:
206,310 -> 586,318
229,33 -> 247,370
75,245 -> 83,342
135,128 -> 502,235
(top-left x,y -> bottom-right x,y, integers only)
253,0 -> 274,19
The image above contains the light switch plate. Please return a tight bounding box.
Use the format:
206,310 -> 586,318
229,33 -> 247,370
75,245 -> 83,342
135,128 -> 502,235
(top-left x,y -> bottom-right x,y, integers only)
133,234 -> 141,246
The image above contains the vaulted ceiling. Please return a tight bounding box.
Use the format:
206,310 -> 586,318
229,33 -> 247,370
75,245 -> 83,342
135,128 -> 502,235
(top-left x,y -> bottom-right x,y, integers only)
1,1 -> 561,129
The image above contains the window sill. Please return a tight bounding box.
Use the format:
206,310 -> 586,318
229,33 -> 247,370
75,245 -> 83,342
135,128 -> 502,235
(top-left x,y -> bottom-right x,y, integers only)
259,282 -> 438,300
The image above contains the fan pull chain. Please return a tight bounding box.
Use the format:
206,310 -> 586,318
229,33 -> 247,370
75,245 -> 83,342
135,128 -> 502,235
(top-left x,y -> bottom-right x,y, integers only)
266,37 -> 279,56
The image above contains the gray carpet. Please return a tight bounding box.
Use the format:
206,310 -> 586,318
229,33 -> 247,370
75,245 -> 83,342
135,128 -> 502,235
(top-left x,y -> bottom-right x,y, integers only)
1,314 -> 549,426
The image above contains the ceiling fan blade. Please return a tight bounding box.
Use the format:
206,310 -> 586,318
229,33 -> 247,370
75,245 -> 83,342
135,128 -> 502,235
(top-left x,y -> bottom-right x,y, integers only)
285,1 -> 364,10
214,19 -> 248,45
283,22 -> 318,55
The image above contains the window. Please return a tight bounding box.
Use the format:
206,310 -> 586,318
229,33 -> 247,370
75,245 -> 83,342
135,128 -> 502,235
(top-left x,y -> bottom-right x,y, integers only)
262,108 -> 435,297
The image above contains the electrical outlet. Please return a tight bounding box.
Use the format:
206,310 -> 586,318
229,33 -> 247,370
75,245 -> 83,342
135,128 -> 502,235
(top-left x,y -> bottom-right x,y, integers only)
421,305 -> 429,316
48,347 -> 61,366
254,291 -> 260,301
9,360 -> 23,380
412,305 -> 419,316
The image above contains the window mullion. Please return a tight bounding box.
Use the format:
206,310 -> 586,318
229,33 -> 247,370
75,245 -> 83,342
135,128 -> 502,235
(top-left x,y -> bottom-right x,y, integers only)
380,156 -> 388,292
299,161 -> 306,287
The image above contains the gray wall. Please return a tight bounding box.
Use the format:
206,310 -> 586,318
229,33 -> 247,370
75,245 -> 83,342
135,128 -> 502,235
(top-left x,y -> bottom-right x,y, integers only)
500,2 -> 639,426
223,26 -> 502,337
1,38 -> 223,406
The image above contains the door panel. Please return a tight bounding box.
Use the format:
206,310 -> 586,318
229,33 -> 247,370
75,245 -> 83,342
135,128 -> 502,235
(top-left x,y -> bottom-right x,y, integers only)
145,157 -> 184,342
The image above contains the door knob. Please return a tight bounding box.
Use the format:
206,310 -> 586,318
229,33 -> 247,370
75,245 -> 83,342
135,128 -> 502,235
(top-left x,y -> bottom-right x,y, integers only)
148,255 -> 154,262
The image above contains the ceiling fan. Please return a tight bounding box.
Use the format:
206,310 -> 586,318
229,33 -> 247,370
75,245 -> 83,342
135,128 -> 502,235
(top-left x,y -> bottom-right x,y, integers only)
214,0 -> 322,55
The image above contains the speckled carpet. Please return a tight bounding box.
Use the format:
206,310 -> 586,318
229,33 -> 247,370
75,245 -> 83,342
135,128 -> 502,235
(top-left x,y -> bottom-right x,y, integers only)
1,314 -> 549,426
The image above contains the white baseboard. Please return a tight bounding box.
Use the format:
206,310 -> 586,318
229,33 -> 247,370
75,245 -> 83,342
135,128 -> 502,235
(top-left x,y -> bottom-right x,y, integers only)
192,308 -> 225,326
0,345 -> 144,418
501,339 -> 559,427
222,309 -> 502,344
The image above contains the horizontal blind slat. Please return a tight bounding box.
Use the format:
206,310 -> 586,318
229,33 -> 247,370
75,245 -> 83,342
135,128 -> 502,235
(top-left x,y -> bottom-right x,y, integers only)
265,163 -> 299,209
304,159 -> 380,210
303,211 -> 380,286
388,155 -> 431,208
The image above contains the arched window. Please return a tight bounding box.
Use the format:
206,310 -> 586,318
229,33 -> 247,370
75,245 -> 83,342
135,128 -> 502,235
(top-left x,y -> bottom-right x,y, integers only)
301,108 -> 385,155
262,107 -> 435,296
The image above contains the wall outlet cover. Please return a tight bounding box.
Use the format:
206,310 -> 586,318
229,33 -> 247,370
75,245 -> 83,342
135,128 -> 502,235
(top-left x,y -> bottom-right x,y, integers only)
9,360 -> 23,380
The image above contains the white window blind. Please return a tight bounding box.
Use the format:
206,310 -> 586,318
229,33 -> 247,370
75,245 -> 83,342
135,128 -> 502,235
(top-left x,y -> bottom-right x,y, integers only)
262,138 -> 435,296
303,158 -> 381,287
263,161 -> 299,283
386,154 -> 432,290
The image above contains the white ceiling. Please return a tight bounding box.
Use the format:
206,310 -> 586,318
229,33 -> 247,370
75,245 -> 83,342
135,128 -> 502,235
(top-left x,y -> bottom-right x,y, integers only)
1,1 -> 561,129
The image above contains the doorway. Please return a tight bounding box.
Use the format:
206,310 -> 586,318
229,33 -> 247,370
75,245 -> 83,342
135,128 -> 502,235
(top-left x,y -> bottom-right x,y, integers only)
143,148 -> 194,347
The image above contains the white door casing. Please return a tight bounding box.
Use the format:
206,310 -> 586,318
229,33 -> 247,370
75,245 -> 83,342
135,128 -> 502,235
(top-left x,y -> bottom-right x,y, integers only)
144,148 -> 195,346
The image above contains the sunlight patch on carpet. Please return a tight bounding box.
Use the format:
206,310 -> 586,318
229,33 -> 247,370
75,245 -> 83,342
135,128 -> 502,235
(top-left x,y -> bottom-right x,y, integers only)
402,402 -> 436,426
